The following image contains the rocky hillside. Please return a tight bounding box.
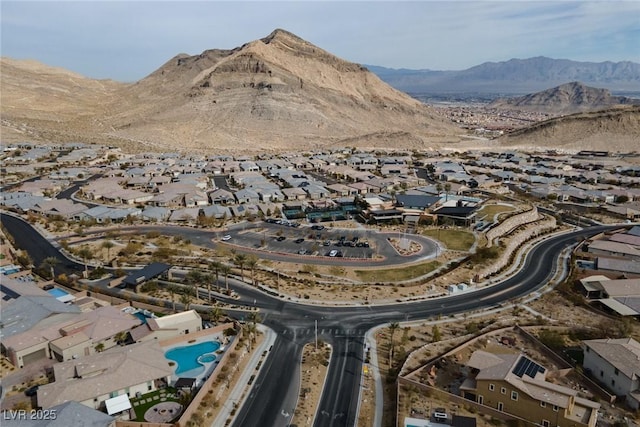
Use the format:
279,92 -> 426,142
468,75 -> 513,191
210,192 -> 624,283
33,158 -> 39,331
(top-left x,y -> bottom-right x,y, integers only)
488,82 -> 640,114
1,29 -> 460,153
496,106 -> 640,152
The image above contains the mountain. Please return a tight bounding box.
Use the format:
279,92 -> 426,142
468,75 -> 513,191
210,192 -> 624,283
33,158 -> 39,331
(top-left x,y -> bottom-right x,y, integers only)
1,29 -> 459,152
488,82 -> 640,114
497,106 -> 640,152
368,57 -> 640,94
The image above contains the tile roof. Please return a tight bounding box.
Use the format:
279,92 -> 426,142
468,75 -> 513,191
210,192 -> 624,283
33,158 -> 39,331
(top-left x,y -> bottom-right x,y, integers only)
583,338 -> 640,379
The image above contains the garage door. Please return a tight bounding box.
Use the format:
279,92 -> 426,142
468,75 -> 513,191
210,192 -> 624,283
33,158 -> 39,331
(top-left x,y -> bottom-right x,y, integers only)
22,349 -> 47,366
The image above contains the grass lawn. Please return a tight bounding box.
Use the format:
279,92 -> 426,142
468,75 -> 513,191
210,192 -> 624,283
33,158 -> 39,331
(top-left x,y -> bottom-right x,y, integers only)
355,260 -> 440,282
421,229 -> 475,251
130,387 -> 180,421
476,204 -> 515,220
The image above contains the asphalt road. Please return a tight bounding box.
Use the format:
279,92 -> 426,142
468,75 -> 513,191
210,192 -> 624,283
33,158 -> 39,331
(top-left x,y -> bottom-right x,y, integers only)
0,212 -> 621,427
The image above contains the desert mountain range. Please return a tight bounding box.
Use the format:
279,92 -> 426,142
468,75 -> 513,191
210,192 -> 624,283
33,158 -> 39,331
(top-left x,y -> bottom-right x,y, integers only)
489,82 -> 640,114
1,29 -> 458,153
368,57 -> 640,94
1,29 -> 639,153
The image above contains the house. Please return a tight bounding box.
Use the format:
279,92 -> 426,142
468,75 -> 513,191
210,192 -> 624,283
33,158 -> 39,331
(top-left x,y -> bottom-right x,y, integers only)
1,401 -> 116,427
37,340 -> 173,411
587,240 -> 640,261
460,350 -> 599,427
169,207 -> 200,222
130,310 -> 202,342
595,257 -> 640,276
582,338 -> 640,409
1,304 -> 142,368
234,188 -> 260,204
141,206 -> 170,222
209,188 -> 235,205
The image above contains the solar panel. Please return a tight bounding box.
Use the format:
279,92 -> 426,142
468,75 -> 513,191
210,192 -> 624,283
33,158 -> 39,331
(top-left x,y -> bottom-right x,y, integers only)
512,356 -> 545,378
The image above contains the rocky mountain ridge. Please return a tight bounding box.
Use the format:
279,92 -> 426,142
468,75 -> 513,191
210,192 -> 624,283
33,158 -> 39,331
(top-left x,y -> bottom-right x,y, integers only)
368,57 -> 640,94
488,82 -> 640,114
2,29 -> 458,152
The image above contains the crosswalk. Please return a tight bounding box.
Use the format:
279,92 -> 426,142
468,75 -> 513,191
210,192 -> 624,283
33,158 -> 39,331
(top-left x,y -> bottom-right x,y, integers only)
279,328 -> 366,336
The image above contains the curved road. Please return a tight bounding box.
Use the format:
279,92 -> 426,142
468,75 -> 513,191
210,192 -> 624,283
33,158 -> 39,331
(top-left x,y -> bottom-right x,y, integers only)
0,212 -> 619,427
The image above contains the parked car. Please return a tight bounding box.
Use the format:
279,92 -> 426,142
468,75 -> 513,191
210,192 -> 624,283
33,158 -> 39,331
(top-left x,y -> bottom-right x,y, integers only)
221,235 -> 232,241
294,238 -> 305,244
311,225 -> 325,230
329,249 -> 338,257
24,385 -> 39,397
276,236 -> 286,242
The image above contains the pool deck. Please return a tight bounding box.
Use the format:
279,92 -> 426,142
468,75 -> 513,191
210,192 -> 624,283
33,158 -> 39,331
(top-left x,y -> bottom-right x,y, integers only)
160,327 -> 231,388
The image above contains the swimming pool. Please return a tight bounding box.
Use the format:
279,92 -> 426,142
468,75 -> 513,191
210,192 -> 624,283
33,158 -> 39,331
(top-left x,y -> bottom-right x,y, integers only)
164,341 -> 220,375
47,288 -> 70,298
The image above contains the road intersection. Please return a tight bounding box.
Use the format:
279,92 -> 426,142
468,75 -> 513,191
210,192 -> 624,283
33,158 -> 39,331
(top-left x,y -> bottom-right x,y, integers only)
0,212 -> 620,427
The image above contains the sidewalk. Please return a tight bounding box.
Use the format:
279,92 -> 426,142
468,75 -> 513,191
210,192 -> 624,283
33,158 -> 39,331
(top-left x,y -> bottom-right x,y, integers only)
211,324 -> 276,427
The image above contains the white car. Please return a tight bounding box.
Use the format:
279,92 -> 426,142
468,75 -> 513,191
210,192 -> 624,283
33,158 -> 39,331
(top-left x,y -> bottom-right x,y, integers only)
221,235 -> 232,241
329,249 -> 338,257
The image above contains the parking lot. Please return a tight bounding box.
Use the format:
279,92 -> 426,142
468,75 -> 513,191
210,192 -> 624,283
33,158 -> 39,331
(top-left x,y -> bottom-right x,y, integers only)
217,220 -> 440,266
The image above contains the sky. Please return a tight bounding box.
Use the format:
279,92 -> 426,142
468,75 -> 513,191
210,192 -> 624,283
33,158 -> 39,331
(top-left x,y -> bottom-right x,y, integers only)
2,1 -> 639,82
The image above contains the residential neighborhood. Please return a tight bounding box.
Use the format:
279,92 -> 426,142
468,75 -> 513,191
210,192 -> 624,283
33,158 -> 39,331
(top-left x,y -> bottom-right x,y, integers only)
1,142 -> 639,427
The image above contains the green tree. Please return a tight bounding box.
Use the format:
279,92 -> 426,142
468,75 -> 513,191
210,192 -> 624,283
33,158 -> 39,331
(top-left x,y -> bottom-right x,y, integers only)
41,256 -> 59,280
179,288 -> 193,311
220,264 -> 231,292
76,245 -> 93,278
209,306 -> 225,325
166,284 -> 181,313
185,270 -> 204,302
209,261 -> 221,288
114,331 -> 129,346
246,255 -> 259,286
444,182 -> 452,201
245,311 -> 262,351
102,240 -> 115,260
233,253 -> 247,280
432,324 -> 442,343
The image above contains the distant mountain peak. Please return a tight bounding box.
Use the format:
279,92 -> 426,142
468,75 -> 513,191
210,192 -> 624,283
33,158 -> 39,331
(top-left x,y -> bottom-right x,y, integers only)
261,28 -> 306,44
489,81 -> 639,113
369,57 -> 640,94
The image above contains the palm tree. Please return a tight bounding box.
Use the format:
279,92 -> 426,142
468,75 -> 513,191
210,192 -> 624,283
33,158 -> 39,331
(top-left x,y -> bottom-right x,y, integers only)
102,240 -> 114,261
233,253 -> 247,280
444,182 -> 452,202
209,306 -> 225,325
166,284 -> 180,313
94,342 -> 105,353
41,256 -> 59,280
179,288 -> 193,311
114,331 -> 129,346
388,321 -> 400,366
204,273 -> 213,303
246,311 -> 262,350
185,270 -> 203,302
76,246 -> 93,278
245,255 -> 259,286
220,264 -> 231,292
209,261 -> 221,288
245,322 -> 257,351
